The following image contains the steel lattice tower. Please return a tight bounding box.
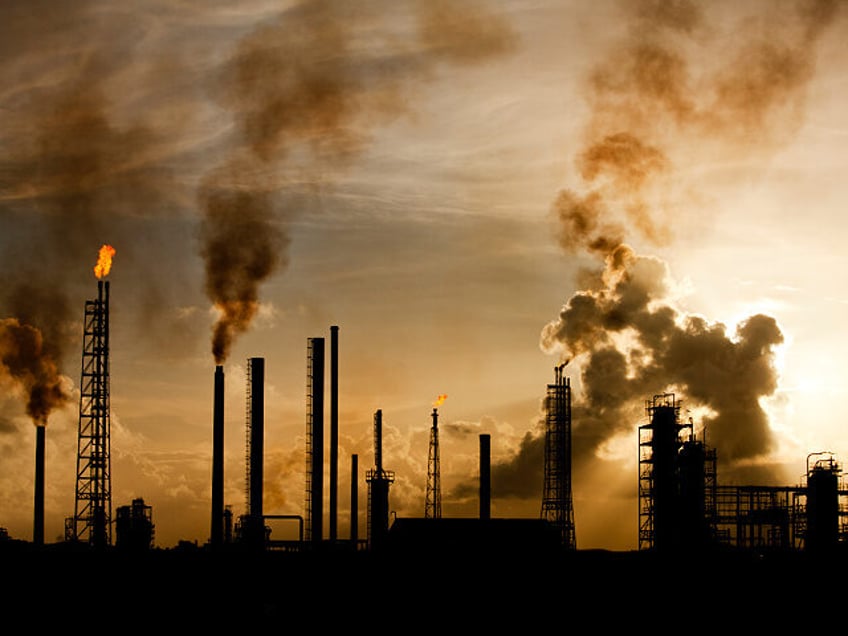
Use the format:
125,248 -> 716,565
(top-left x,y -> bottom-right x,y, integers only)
305,337 -> 324,544
425,407 -> 442,518
73,280 -> 112,548
541,364 -> 576,549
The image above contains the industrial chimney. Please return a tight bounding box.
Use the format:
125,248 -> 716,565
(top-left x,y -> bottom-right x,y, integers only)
243,356 -> 265,549
366,409 -> 394,551
33,425 -> 45,546
350,453 -> 358,548
479,433 -> 491,521
210,364 -> 225,547
330,325 -> 339,542
306,338 -> 325,545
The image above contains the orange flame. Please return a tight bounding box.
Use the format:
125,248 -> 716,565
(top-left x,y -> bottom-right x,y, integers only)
94,244 -> 116,279
433,394 -> 448,407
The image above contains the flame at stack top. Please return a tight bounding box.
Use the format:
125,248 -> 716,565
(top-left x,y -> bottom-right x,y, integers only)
433,394 -> 448,408
93,244 -> 116,279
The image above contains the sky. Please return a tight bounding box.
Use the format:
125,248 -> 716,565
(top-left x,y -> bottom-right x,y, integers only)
0,0 -> 846,551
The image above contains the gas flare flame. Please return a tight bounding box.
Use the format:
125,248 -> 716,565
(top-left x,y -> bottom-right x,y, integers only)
433,394 -> 448,407
94,244 -> 116,279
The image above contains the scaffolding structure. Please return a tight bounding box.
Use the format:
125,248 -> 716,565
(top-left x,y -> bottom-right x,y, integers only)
540,364 -> 576,549
425,408 -> 442,519
72,280 -> 112,547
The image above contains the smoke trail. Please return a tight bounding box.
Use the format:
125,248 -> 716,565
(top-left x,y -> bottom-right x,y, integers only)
542,246 -> 784,462
199,0 -> 517,363
0,318 -> 71,426
540,0 -> 840,469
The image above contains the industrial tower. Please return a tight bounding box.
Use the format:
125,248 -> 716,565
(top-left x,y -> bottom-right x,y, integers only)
425,407 -> 442,518
366,409 -> 394,550
540,364 -> 576,549
72,279 -> 112,547
240,356 -> 265,548
638,393 -> 716,552
305,337 -> 324,544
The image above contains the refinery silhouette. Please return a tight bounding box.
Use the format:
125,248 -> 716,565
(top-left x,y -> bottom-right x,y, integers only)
3,245 -> 848,623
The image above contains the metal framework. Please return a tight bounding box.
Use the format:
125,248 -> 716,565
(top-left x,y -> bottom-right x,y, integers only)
541,364 -> 576,549
639,394 -> 848,553
72,280 -> 112,547
366,409 -> 394,550
305,338 -> 324,543
245,360 -> 253,515
425,408 -> 442,518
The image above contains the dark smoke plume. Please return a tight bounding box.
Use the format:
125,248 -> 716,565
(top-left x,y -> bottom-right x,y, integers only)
504,0 -> 844,495
0,2 -> 197,369
555,0 -> 842,260
0,318 -> 71,426
542,245 -> 784,463
199,0 -> 517,362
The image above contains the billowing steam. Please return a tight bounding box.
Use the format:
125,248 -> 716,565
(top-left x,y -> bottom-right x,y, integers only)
542,245 -> 784,463
541,0 -> 840,468
543,0 -> 839,467
452,0 -> 842,503
0,318 -> 71,426
199,0 -> 517,363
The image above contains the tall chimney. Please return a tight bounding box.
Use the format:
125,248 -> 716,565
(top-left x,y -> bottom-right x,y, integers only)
479,433 -> 491,520
307,338 -> 324,544
350,453 -> 358,548
33,425 -> 45,545
248,357 -> 265,523
329,325 -> 339,542
211,365 -> 224,547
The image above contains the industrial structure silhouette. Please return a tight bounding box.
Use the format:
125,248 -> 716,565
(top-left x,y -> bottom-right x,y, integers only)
6,274 -> 848,627
5,272 -> 848,624
10,271 -> 848,556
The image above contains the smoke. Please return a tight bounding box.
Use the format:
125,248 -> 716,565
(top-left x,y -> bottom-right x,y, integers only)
0,318 -> 72,426
0,1 -> 203,373
199,0 -> 517,363
542,246 -> 784,463
539,0 -> 840,471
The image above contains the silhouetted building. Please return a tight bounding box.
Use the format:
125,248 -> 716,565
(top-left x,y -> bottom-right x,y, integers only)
805,453 -> 841,553
115,498 -> 154,551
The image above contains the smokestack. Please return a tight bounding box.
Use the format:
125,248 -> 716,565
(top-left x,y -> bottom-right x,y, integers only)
248,357 -> 265,522
307,338 -> 324,544
479,433 -> 491,520
210,364 -> 224,547
33,425 -> 45,546
330,325 -> 339,542
350,453 -> 358,548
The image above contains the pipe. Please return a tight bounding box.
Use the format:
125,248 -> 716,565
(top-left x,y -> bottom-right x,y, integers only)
480,433 -> 491,520
308,339 -> 324,544
211,364 -> 224,547
350,453 -> 358,547
33,425 -> 45,545
249,357 -> 265,521
330,325 -> 339,542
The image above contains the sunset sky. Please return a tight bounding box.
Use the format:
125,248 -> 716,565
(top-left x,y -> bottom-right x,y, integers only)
1,0 -> 846,551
